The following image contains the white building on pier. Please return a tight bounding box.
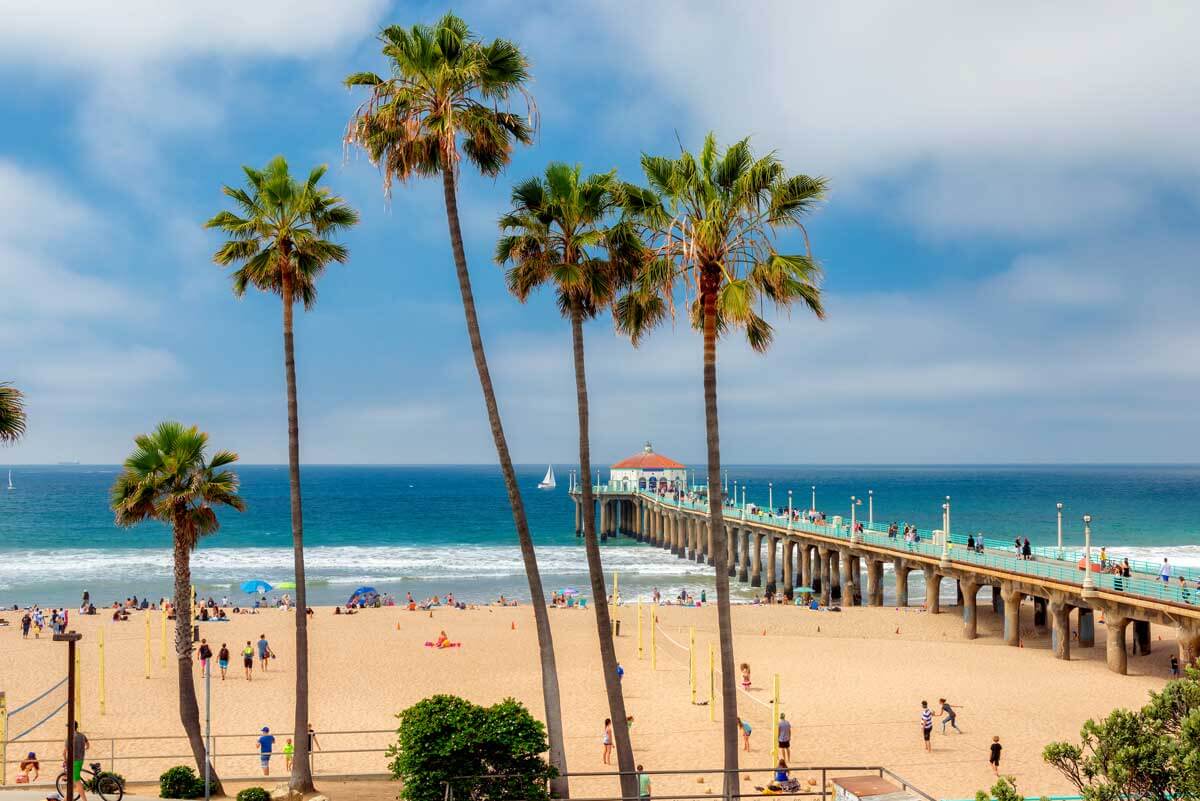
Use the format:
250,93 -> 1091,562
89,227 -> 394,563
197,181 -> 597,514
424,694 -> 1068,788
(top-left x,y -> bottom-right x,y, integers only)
610,442 -> 686,491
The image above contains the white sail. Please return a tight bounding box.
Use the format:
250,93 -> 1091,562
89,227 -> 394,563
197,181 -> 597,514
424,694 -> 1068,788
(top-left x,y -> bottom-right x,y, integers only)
538,464 -> 556,490
6,470 -> 12,490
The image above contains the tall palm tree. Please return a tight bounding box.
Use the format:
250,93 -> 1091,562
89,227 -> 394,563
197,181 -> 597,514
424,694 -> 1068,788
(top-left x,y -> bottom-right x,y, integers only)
0,383 -> 26,444
498,163 -> 641,799
205,156 -> 358,793
616,134 -> 826,800
111,422 -> 245,795
344,16 -> 573,795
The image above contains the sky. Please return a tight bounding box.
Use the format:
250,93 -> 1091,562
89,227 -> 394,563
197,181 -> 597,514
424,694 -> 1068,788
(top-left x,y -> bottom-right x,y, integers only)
1,1 -> 1198,465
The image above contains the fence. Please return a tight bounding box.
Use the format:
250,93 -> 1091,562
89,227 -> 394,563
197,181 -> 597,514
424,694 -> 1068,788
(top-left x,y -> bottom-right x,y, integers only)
442,766 -> 936,801
1,728 -> 395,787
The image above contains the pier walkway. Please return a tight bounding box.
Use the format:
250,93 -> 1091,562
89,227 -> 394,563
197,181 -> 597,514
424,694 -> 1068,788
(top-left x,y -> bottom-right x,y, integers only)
569,484 -> 1200,674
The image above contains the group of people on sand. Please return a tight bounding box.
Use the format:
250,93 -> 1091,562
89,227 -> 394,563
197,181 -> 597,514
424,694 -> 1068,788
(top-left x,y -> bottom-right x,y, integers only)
195,634 -> 273,680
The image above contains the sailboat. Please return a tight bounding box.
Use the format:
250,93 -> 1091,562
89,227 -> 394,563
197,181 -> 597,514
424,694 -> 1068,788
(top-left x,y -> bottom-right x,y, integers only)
538,464 -> 557,490
6,470 -> 13,491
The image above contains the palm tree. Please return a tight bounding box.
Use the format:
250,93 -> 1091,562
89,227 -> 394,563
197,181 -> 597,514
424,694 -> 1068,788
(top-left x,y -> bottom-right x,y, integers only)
111,422 -> 245,795
344,15 -> 573,794
615,134 -> 826,800
0,383 -> 26,444
205,156 -> 358,793
498,163 -> 641,799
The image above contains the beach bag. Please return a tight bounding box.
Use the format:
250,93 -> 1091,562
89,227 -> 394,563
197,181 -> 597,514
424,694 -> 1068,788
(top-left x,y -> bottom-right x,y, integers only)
15,774 -> 28,784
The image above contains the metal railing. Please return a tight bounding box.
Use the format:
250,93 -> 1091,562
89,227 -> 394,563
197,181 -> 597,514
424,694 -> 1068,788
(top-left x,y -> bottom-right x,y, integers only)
442,765 -> 936,801
1,728 -> 394,786
610,486 -> 1200,609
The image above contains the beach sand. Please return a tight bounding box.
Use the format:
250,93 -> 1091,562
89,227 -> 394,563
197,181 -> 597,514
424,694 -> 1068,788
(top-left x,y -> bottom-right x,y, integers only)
0,600 -> 1178,799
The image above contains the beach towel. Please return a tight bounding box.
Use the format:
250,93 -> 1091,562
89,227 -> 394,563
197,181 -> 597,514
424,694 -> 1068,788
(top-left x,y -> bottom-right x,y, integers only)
424,641 -> 462,648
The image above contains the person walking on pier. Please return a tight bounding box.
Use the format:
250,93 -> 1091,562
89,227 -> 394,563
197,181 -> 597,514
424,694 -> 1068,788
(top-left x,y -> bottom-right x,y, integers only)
1161,558 -> 1173,584
937,698 -> 961,734
919,701 -> 933,752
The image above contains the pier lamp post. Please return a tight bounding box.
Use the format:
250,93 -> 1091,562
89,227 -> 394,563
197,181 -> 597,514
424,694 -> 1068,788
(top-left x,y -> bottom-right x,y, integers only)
768,482 -> 774,515
811,486 -> 816,514
788,490 -> 793,530
850,496 -> 860,543
1056,502 -> 1063,558
733,480 -> 738,510
596,469 -> 600,491
724,470 -> 729,494
741,486 -> 746,509
1081,514 -> 1097,598
940,501 -> 952,568
54,630 -> 83,801
868,490 -> 873,527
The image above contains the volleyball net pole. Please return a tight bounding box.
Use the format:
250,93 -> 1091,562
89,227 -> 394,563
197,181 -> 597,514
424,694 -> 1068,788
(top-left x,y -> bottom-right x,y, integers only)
144,613 -> 152,678
159,607 -> 167,669
708,643 -> 715,722
99,626 -> 107,716
0,692 -> 7,785
688,626 -> 696,704
651,613 -> 657,669
771,673 -> 781,764
636,599 -> 643,659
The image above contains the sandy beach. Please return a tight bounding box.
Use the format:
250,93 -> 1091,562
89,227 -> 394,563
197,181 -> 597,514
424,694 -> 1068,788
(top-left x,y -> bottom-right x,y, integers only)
0,599 -> 1178,799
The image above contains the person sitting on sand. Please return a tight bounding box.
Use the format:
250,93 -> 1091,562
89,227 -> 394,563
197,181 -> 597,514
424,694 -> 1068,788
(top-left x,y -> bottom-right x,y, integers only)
18,752 -> 39,783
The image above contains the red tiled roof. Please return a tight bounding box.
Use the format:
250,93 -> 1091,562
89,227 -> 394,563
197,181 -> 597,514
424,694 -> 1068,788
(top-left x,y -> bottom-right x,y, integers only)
611,452 -> 685,470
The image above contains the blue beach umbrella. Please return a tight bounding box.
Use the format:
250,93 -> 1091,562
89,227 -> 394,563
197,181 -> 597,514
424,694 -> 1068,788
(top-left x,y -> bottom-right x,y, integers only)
241,580 -> 272,594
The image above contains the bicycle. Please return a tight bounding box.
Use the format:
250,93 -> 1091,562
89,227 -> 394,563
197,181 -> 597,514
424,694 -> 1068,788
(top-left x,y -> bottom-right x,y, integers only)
56,761 -> 125,801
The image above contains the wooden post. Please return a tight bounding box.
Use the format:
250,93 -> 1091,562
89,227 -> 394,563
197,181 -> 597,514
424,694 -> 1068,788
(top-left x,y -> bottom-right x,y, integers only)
160,607 -> 167,668
0,691 -> 8,786
689,626 -> 696,705
75,641 -> 83,728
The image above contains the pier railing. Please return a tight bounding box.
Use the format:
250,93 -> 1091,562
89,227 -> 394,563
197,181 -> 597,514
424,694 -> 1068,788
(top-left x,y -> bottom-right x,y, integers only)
583,485 -> 1199,608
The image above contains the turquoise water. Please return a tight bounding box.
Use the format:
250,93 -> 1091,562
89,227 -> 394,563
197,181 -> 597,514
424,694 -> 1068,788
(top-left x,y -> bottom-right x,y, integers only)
0,464 -> 1197,606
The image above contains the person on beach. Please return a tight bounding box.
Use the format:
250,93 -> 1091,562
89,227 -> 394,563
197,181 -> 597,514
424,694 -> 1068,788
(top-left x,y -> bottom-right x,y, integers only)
777,713 -> 792,761
601,718 -> 613,765
283,738 -> 294,771
636,764 -> 651,799
64,721 -> 88,801
737,717 -> 752,751
740,662 -> 751,690
20,611 -> 30,638
1170,654 -> 1180,678
1161,558 -> 1172,584
989,736 -> 1002,775
242,641 -> 254,680
937,698 -> 961,734
218,643 -> 230,679
616,663 -> 624,682
197,639 -> 212,674
1022,538 -> 1032,560
1180,576 -> 1191,604
920,701 -> 933,752
257,634 -> 271,670
257,727 -> 275,775
18,751 -> 39,783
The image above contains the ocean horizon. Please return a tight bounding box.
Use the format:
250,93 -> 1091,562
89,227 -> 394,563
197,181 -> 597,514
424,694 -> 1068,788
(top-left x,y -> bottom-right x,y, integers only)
3,463 -> 1199,608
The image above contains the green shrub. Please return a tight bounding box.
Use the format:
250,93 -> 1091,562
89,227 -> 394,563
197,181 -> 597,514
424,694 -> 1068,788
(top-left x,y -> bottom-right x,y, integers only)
388,694 -> 554,801
236,787 -> 271,801
159,765 -> 206,799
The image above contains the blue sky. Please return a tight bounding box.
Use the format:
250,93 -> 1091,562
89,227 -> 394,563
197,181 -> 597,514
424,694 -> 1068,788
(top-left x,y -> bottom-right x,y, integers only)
2,1 -> 1198,465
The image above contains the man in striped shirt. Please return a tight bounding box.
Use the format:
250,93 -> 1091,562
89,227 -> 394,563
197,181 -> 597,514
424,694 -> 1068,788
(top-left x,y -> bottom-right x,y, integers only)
920,701 -> 933,752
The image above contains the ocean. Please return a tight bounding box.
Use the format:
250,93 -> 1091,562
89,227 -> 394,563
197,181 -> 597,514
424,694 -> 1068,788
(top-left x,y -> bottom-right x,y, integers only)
1,464 -> 1198,608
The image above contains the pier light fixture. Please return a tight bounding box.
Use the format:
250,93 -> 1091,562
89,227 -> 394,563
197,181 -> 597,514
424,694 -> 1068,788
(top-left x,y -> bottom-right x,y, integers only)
868,489 -> 874,527
741,486 -> 746,509
850,495 -> 860,542
811,485 -> 816,514
788,490 -> 793,529
769,482 -> 774,514
1056,502 -> 1064,558
1081,514 -> 1097,598
940,501 -> 952,568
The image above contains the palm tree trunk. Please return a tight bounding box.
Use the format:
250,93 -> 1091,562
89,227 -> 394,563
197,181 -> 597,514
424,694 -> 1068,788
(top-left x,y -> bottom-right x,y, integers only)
173,532 -> 222,795
571,303 -> 637,800
281,267 -> 315,794
441,167 -> 570,796
701,273 -> 738,801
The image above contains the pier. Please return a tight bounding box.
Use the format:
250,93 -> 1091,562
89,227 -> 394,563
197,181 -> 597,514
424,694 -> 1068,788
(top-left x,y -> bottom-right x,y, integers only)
569,476 -> 1200,675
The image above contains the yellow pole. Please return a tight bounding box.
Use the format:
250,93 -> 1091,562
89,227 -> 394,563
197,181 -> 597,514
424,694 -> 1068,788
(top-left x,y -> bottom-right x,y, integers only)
74,643 -> 82,728
613,572 -> 619,606
637,599 -> 643,659
689,626 -> 696,705
160,607 -> 167,668
771,673 -> 781,764
144,612 -> 151,678
708,643 -> 715,722
651,614 -> 657,670
1,691 -> 8,785
99,627 -> 107,716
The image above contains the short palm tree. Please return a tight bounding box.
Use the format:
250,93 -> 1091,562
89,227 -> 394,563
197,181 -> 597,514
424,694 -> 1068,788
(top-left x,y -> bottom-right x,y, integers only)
0,383 -> 26,444
205,156 -> 358,793
111,422 -> 245,795
616,134 -> 826,799
345,15 -> 572,792
498,163 -> 640,799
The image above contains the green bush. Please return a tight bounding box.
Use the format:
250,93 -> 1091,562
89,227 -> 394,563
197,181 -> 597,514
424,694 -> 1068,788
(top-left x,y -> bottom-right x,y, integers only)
159,765 -> 206,799
388,694 -> 555,801
236,787 -> 271,801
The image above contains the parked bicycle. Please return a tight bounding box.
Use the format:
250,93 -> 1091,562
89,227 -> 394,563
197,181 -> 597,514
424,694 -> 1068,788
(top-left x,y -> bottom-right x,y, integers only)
57,761 -> 125,801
